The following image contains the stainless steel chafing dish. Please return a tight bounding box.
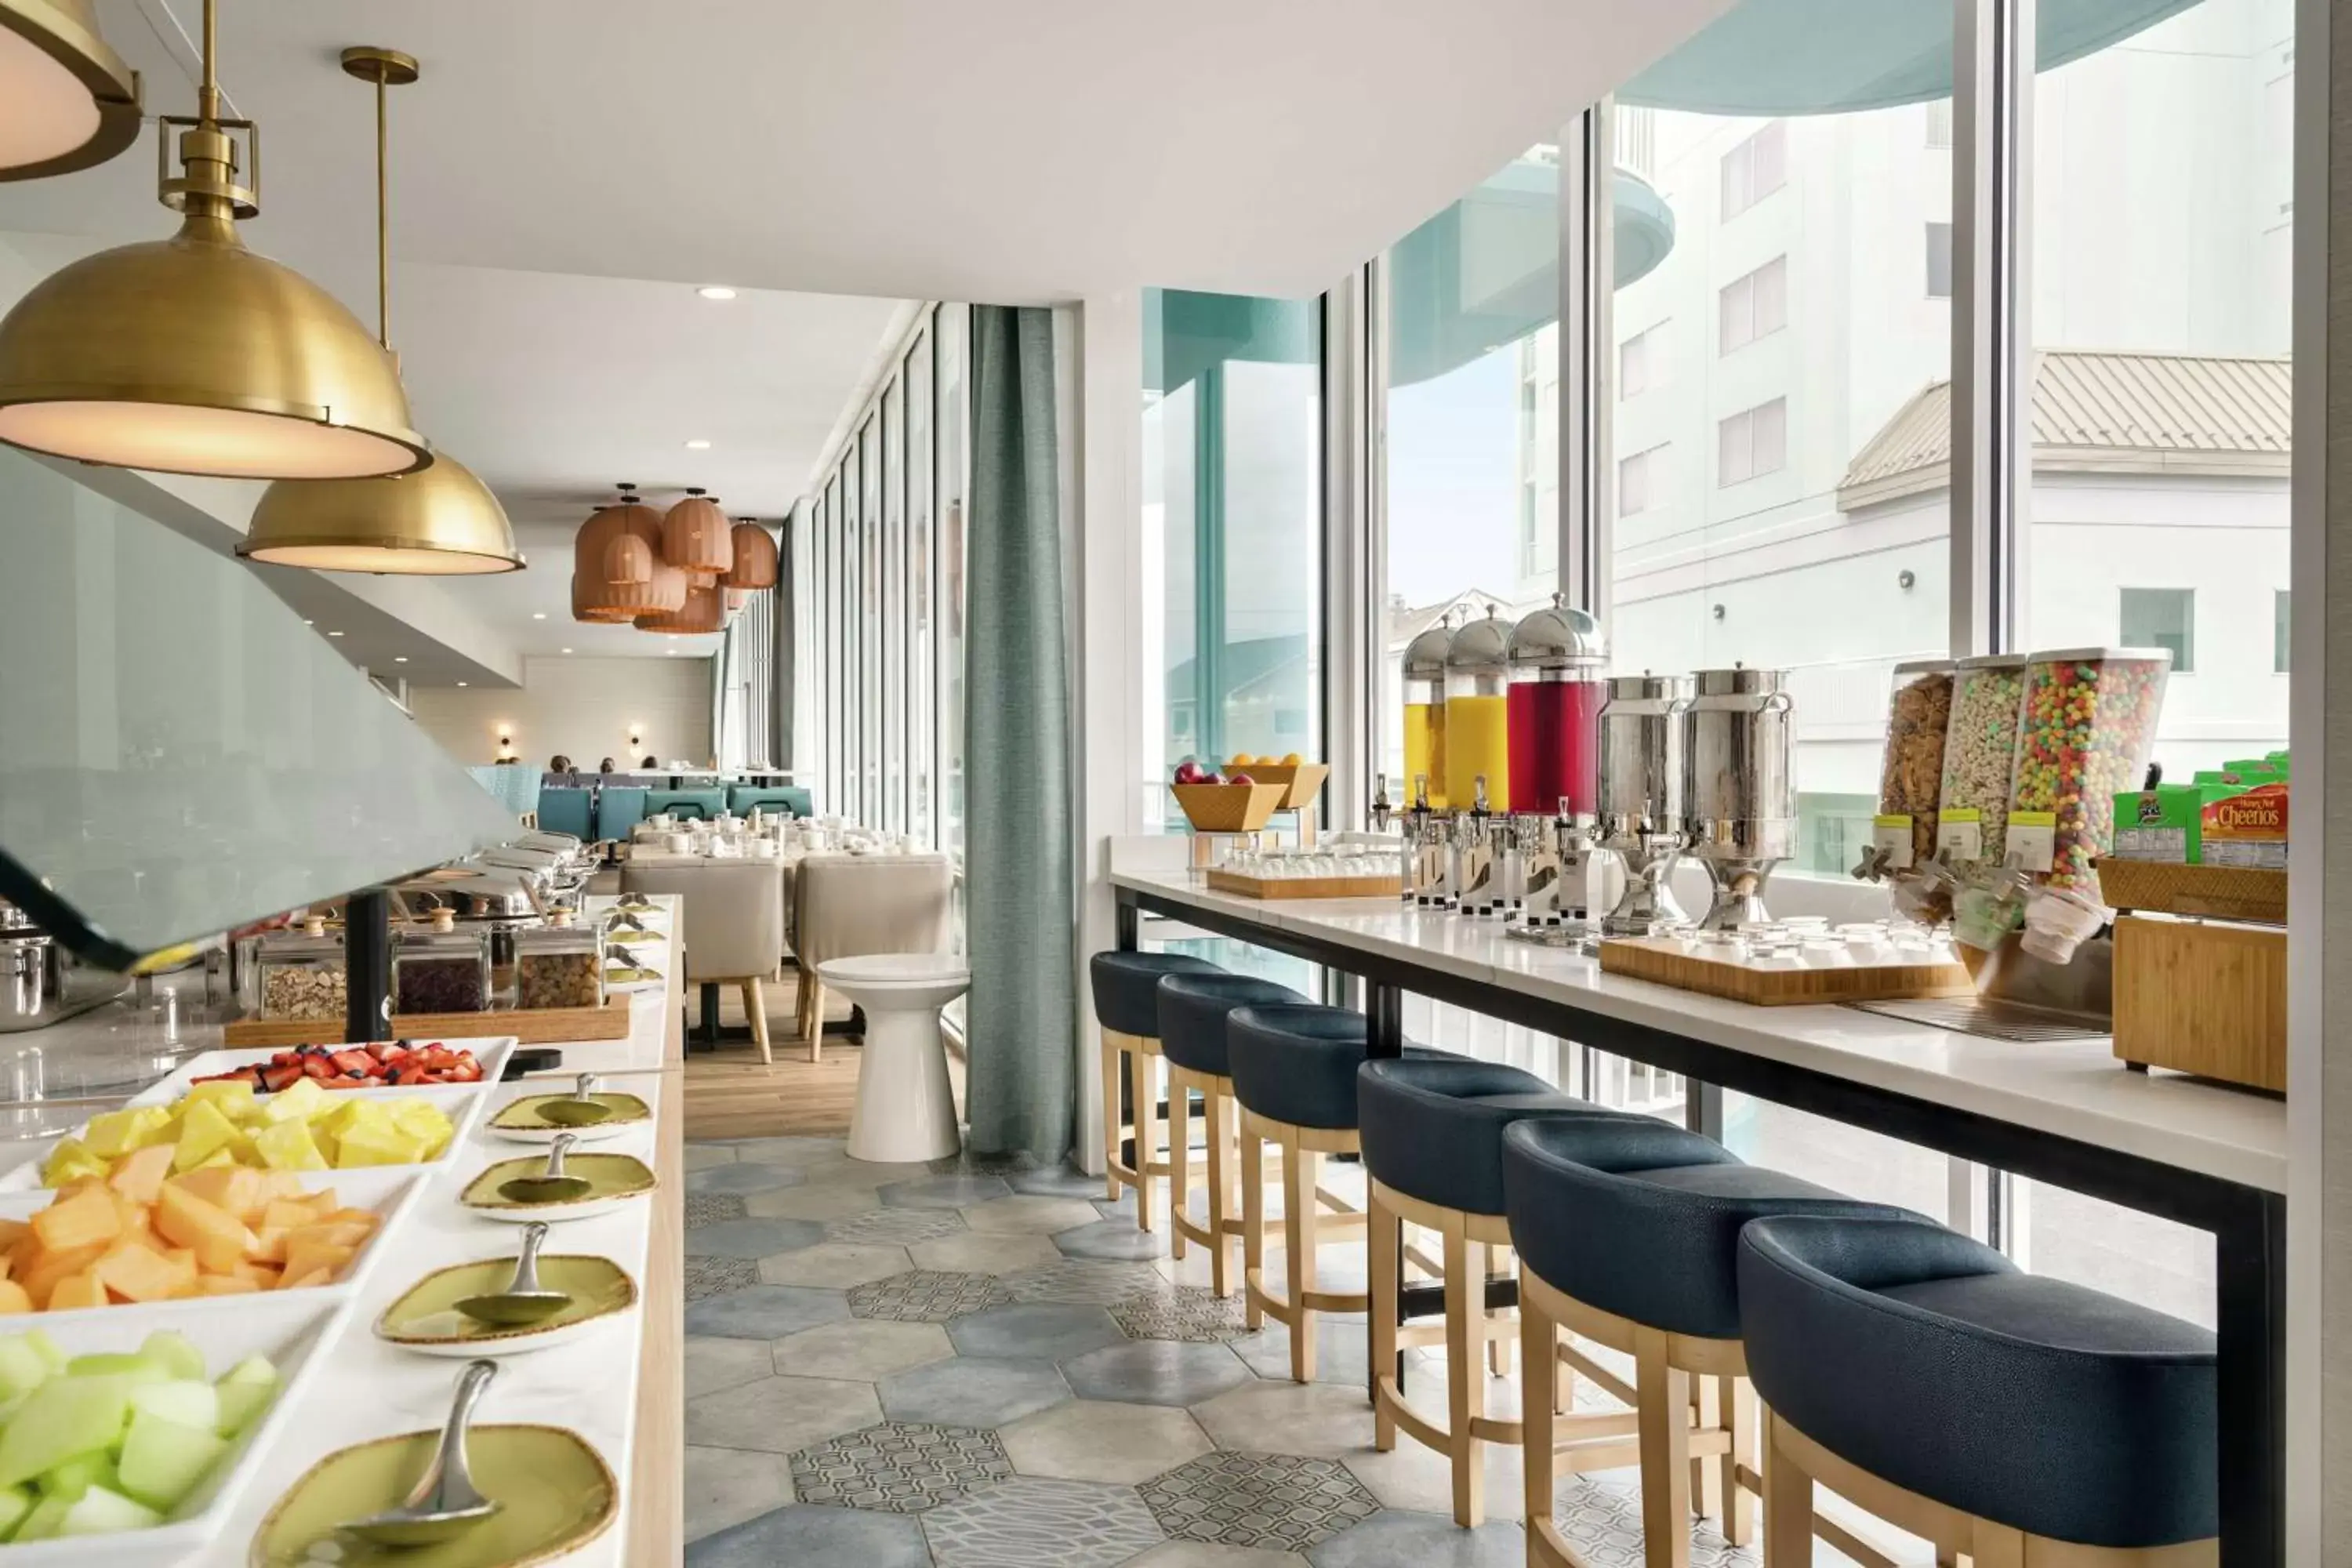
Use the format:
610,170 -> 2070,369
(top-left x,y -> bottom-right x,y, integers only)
0,901 -> 131,1033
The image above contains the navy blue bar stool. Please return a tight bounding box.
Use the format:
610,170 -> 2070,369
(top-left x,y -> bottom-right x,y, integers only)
1156,972 -> 1307,1297
1738,1214 -> 2216,1568
1088,951 -> 1223,1228
1356,1056 -> 1635,1527
1501,1116 -> 1912,1568
1225,1004 -> 1446,1382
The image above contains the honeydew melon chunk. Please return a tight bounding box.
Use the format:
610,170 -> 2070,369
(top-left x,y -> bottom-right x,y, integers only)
212,1356 -> 278,1439
117,1410 -> 227,1512
0,1377 -> 129,1489
0,1336 -> 53,1403
129,1378 -> 216,1435
37,1450 -> 116,1500
11,1493 -> 72,1542
139,1332 -> 208,1385
0,1482 -> 31,1541
56,1483 -> 162,1537
64,1352 -> 166,1386
25,1332 -> 66,1376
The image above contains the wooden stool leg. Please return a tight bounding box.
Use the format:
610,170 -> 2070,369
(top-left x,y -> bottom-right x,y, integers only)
807,982 -> 823,1065
1241,1124 -> 1265,1330
742,979 -> 771,1065
1762,1408 -> 1812,1568
1635,1325 -> 1692,1568
1693,1377 -> 1723,1522
1369,1189 -> 1399,1446
1723,1375 -> 1754,1546
1522,1283 -> 1556,1541
1100,1033 -> 1122,1202
1443,1225 -> 1484,1527
1134,1051 -> 1160,1232
1969,1526 -> 2026,1568
1205,1083 -> 1232,1297
1168,1073 -> 1191,1259
1284,1138 -> 1319,1382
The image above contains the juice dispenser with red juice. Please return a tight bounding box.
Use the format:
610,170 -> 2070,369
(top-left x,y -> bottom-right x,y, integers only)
1505,594 -> 1608,816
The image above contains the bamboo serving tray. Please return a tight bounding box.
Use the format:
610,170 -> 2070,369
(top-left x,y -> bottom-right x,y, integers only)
1599,936 -> 1976,1007
225,996 -> 633,1048
1204,869 -> 1403,901
2094,858 -> 2285,924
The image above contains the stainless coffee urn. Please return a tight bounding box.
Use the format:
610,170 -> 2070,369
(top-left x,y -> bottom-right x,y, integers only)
1595,673 -> 1692,935
1682,665 -> 1796,931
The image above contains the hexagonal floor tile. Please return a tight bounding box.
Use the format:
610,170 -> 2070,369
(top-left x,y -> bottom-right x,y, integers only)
684,1143 -> 739,1173
949,1302 -> 1127,1363
685,1193 -> 750,1230
1059,1340 -> 1254,1408
686,1217 -> 829,1260
998,1399 -> 1215,1486
880,1173 -> 1014,1209
1228,1322 -> 1380,1387
1543,1468 -> 1759,1567
1190,1381 -> 1376,1459
922,1476 -> 1164,1567
685,1335 -> 778,1400
929,1149 -> 1036,1176
1113,1286 -> 1251,1343
909,1231 -> 1065,1276
684,1285 -> 851,1341
1054,1219 -> 1171,1261
757,1242 -> 912,1290
963,1196 -> 1105,1235
1301,1511 -> 1525,1568
1003,1260 -> 1167,1306
685,1501 -> 929,1567
829,1206 -> 972,1247
689,1163 -> 806,1196
714,1135 -> 852,1167
1141,1451 -> 1381,1553
685,1444 -> 795,1543
771,1319 -> 954,1381
1125,1544 -> 1309,1568
1007,1162 -> 1108,1200
848,1269 -> 1015,1323
686,1257 -> 760,1303
686,1374 -> 881,1455
879,1355 -> 1071,1428
744,1185 -> 886,1222
788,1420 -> 1012,1512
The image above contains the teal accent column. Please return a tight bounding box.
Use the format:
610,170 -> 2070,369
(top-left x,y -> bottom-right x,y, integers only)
962,305 -> 1076,1163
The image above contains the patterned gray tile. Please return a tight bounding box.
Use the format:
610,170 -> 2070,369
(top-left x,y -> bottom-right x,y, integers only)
1003,1259 -> 1167,1306
1142,1452 -> 1380,1552
1054,1219 -> 1171,1261
685,1192 -> 750,1229
685,1284 -> 851,1340
687,1216 -> 830,1260
948,1303 -> 1126,1363
1542,1469 -> 1760,1568
879,1355 -> 1072,1428
923,1476 -> 1163,1567
881,1174 -> 1014,1209
690,1163 -> 807,1196
1303,1511 -> 1525,1568
1113,1286 -> 1251,1343
1007,1163 -> 1107,1200
789,1421 -> 1012,1512
830,1206 -> 974,1247
849,1269 -> 1016,1323
685,1445 -> 796,1543
757,1242 -> 913,1290
686,1256 -> 760,1303
687,1375 -> 883,1456
686,1501 -> 930,1567
1058,1340 -> 1254,1407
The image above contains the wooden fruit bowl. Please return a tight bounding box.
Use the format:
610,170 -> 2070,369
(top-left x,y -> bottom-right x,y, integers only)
1238,762 -> 1330,811
1171,782 -> 1287,833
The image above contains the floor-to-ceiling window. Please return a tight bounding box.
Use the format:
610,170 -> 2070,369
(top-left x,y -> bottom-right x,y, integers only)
909,326 -> 938,849
883,376 -> 907,834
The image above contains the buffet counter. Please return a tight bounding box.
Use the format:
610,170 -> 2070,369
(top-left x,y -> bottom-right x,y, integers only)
1112,868 -> 2287,1568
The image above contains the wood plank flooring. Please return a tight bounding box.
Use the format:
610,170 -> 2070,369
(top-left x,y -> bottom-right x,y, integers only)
679,969 -> 965,1141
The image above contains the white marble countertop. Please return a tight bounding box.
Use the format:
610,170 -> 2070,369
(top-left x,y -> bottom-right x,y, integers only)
1114,869 -> 2288,1195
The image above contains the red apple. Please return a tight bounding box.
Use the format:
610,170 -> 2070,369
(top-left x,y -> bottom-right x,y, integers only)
1229,772 -> 1255,787
1173,760 -> 1207,785
1201,771 -> 1225,786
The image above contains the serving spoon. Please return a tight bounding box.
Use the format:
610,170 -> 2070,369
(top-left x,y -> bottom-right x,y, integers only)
340,1359 -> 503,1546
453,1221 -> 571,1327
497,1133 -> 593,1203
535,1073 -> 615,1128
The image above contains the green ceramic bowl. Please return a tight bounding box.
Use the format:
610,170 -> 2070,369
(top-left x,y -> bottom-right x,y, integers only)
488,1091 -> 652,1133
460,1153 -> 656,1221
602,928 -> 664,949
376,1255 -> 638,1355
249,1423 -> 616,1567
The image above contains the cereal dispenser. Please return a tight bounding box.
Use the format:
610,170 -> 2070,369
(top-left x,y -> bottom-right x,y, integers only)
1399,617 -> 1457,812
1443,608 -> 1516,815
1853,661 -> 1955,917
1681,666 -> 1796,931
1595,673 -> 1692,935
1505,595 -> 1608,818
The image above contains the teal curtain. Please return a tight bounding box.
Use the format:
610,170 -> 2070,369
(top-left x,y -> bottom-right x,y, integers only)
963,306 -> 1076,1163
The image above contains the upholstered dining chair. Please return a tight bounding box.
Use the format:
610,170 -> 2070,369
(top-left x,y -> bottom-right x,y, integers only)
791,852 -> 955,1062
622,858 -> 786,1064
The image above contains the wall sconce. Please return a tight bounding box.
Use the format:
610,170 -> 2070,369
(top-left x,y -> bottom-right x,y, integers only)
627,726 -> 644,750
1711,603 -> 1726,621
1897,568 -> 1917,591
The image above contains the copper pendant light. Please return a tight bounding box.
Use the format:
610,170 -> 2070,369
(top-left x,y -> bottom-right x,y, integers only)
0,0 -> 426,479
574,485 -> 684,621
0,0 -> 141,181
239,46 -> 522,573
662,486 -> 731,578
720,517 -> 779,591
603,528 -> 653,586
636,578 -> 723,634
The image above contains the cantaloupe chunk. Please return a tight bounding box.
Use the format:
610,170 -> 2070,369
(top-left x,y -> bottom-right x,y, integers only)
17,1242 -> 107,1311
259,1197 -> 330,1230
278,1236 -> 353,1286
45,1272 -> 104,1312
227,1260 -> 281,1290
194,1276 -> 260,1296
0,1282 -> 32,1315
244,1227 -> 287,1267
169,1167 -> 263,1223
0,1221 -> 29,1255
277,1267 -> 332,1292
290,1219 -> 375,1253
154,1185 -> 257,1276
30,1187 -> 121,1254
90,1241 -> 188,1305
103,1145 -> 175,1208
251,1171 -> 307,1206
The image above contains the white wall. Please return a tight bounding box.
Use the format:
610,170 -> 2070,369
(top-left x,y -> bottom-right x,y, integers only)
408,657 -> 713,771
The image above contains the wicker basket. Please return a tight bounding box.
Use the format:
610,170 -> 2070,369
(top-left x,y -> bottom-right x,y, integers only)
1170,782 -> 1287,833
1236,762 -> 1329,811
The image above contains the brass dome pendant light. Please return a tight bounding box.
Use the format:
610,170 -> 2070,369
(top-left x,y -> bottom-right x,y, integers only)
0,0 -> 141,180
239,46 -> 522,574
0,0 -> 426,479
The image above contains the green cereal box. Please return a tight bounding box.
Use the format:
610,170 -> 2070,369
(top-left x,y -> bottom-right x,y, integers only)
2111,783 -> 2245,863
2220,757 -> 2285,784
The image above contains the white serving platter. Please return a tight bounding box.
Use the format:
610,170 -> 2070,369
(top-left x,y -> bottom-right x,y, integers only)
131,1037 -> 517,1105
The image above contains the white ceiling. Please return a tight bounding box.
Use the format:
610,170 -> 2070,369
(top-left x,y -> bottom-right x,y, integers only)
0,0 -> 1730,676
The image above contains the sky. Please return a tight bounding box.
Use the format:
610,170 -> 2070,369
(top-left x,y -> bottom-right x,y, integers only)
1384,346 -> 1523,608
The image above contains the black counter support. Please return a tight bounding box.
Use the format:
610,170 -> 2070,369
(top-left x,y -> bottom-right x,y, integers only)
343,887 -> 391,1044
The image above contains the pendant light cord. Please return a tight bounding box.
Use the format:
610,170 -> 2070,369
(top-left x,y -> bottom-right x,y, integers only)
376,69 -> 390,350
198,0 -> 219,125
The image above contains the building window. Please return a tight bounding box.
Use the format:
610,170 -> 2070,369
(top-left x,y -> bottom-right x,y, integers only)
1620,323 -> 1662,397
1716,399 -> 1787,487
1719,120 -> 1787,220
1617,104 -> 1657,179
2274,590 -> 2290,673
1618,444 -> 1669,517
1926,222 -> 1955,299
1718,257 -> 1788,354
1925,98 -> 1953,150
2121,587 -> 2195,673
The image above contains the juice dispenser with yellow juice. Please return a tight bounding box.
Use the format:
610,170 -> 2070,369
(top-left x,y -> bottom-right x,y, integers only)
1400,619 -> 1456,810
1444,607 -> 1515,813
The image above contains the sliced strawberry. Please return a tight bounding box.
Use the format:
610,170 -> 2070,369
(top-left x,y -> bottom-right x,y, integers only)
260,1062 -> 303,1093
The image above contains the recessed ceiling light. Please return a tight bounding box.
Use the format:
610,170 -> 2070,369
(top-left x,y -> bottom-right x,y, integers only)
561,648 -> 573,655
327,631 -> 344,637
532,612 -> 546,620
665,648 -> 677,655
696,285 -> 737,301
394,656 -> 408,663
684,439 -> 712,450
456,681 -> 468,688
303,619 -> 314,626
